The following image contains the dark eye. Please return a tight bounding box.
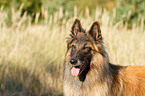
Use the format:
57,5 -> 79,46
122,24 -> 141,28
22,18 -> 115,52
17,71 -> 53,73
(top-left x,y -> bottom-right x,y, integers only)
83,43 -> 91,51
84,47 -> 91,50
83,45 -> 92,53
72,44 -> 76,49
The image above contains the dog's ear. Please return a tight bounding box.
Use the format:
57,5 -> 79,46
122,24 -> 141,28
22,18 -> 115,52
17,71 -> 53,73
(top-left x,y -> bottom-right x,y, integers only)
89,21 -> 102,41
71,19 -> 82,35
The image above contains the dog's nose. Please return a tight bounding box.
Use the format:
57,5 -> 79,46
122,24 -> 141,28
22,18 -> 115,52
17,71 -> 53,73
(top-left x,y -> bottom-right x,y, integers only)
69,59 -> 77,64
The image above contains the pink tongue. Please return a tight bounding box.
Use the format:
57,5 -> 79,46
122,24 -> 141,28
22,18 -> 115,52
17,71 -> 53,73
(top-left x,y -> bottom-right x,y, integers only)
71,67 -> 80,76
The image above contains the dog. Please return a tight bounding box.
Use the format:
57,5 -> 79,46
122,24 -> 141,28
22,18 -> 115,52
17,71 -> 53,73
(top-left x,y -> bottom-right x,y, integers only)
63,19 -> 145,96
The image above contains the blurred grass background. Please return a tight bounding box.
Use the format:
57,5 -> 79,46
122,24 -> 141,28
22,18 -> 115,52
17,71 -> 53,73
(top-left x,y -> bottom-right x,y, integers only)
0,0 -> 145,96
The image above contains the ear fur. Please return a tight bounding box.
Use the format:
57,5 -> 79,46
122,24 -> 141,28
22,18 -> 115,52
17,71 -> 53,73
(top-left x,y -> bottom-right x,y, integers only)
71,19 -> 82,35
89,21 -> 102,41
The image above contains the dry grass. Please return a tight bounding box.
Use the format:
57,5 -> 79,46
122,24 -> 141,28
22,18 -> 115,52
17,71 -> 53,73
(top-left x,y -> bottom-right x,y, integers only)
0,7 -> 144,96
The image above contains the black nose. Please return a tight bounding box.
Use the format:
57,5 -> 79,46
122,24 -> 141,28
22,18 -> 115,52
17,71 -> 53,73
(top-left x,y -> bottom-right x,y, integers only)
69,59 -> 77,64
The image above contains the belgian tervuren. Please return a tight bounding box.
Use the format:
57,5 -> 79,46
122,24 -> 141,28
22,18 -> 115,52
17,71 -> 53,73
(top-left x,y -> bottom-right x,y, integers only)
63,19 -> 145,96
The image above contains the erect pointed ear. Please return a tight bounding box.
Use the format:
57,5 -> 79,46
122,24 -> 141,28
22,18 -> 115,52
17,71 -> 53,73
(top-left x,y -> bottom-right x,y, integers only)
71,19 -> 82,35
89,21 -> 102,41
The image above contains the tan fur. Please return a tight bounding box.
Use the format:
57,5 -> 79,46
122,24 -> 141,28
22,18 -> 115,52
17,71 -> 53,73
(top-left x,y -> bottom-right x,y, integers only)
64,52 -> 145,96
63,19 -> 145,96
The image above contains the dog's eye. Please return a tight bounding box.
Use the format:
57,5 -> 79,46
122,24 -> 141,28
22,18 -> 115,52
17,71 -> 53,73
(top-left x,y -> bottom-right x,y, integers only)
83,46 -> 92,52
85,47 -> 91,50
72,45 -> 76,49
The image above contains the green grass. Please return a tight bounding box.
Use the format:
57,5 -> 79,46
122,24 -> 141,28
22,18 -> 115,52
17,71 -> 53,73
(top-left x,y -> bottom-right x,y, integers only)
0,7 -> 144,96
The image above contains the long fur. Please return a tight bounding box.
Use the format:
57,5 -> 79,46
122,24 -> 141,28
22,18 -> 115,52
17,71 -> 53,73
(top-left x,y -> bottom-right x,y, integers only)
63,19 -> 145,96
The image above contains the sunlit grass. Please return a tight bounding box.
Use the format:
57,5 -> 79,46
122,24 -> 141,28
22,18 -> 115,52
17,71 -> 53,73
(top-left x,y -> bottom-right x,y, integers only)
0,6 -> 144,96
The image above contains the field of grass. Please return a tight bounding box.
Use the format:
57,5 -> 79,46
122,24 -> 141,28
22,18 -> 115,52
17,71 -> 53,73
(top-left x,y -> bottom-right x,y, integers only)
0,7 -> 144,96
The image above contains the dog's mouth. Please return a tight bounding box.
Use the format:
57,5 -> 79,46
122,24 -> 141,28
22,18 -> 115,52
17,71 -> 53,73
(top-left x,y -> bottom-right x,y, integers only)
71,60 -> 90,77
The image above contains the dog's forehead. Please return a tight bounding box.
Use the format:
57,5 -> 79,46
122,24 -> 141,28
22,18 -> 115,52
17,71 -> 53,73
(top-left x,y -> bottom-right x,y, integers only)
75,32 -> 90,43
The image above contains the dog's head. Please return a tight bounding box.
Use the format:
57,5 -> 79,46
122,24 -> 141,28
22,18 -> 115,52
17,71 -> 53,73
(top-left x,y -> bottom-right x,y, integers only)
66,19 -> 105,81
